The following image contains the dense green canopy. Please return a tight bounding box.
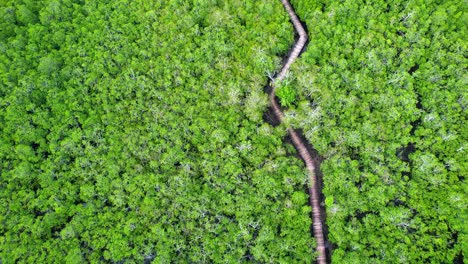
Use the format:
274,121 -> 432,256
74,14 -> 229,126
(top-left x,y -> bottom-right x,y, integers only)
1,0 -> 465,263
1,0 -> 314,262
289,0 -> 466,262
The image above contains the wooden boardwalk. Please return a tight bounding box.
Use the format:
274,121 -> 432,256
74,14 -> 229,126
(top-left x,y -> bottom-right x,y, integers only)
271,1 -> 327,263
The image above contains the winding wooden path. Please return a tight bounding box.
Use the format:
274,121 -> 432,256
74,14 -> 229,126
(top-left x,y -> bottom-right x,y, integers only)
272,1 -> 327,263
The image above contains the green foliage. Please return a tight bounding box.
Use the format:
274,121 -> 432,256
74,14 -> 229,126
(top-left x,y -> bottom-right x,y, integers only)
276,80 -> 297,107
290,0 -> 467,262
0,0 -> 312,263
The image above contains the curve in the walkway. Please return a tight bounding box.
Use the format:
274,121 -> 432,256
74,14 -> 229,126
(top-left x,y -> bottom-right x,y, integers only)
272,1 -> 327,263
